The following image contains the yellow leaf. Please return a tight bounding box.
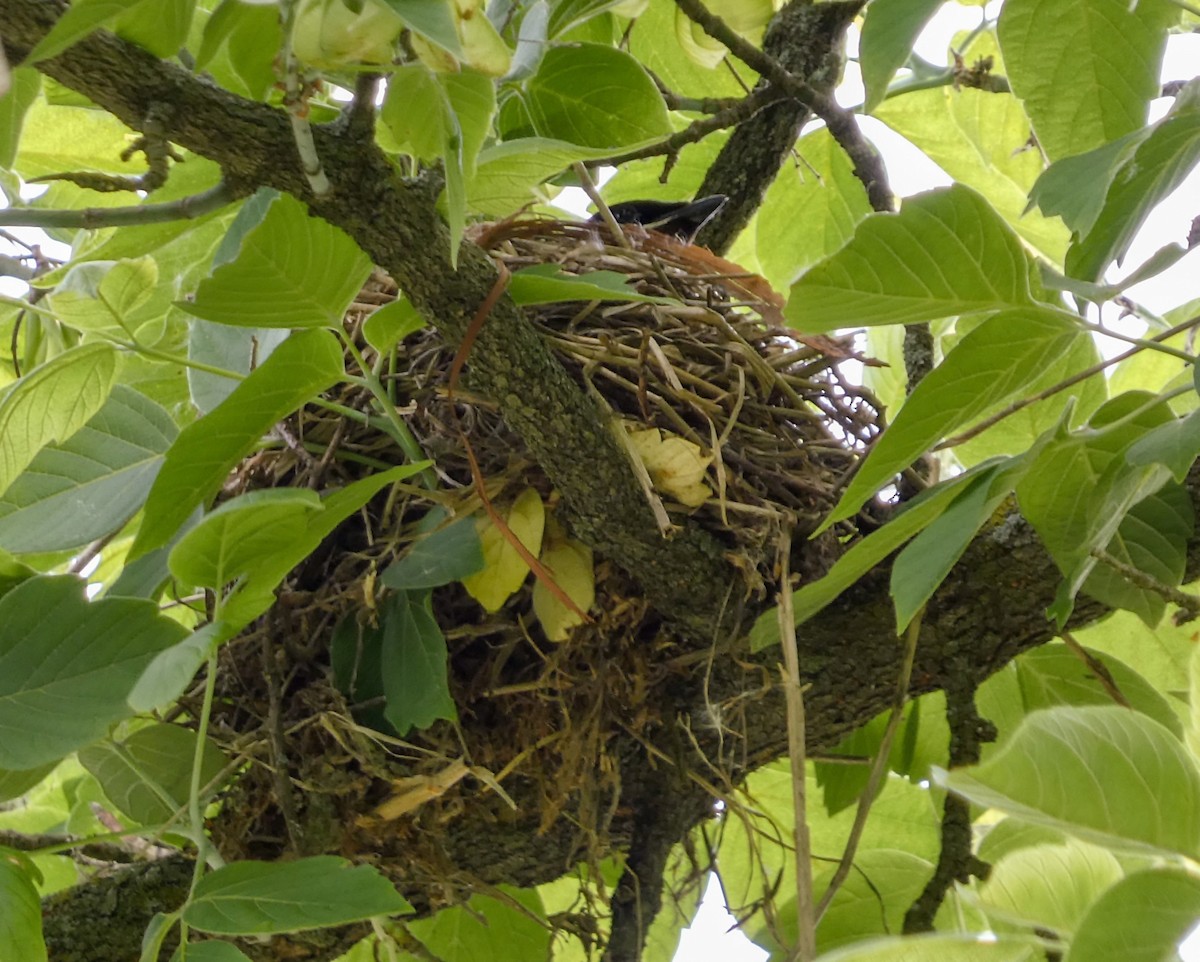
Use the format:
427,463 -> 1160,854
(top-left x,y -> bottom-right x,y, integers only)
461,487 -> 545,612
628,428 -> 713,508
533,525 -> 595,643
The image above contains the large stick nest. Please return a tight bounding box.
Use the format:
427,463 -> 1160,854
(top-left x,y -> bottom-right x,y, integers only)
202,219 -> 882,918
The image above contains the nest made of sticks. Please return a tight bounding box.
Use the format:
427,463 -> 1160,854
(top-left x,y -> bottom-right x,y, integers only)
206,217 -> 882,894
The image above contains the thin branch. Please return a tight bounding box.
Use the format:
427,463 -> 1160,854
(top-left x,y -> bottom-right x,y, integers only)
815,608 -> 923,923
0,253 -> 34,280
1059,631 -> 1132,708
601,85 -> 787,167
940,313 -> 1200,450
902,679 -> 993,932
1090,548 -> 1200,621
777,529 -> 815,962
0,180 -> 238,229
673,0 -> 892,213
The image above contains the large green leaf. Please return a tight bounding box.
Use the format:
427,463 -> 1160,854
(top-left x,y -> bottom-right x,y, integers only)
826,308 -> 1080,527
381,515 -> 484,590
979,839 -> 1122,935
26,0 -> 139,63
217,465 -> 426,631
381,590 -> 457,735
466,137 -> 610,213
997,0 -> 1169,162
750,467 -> 983,651
168,488 -> 324,591
45,257 -> 158,337
1065,108 -> 1200,283
407,889 -> 550,962
185,194 -> 372,329
183,857 -> 411,935
0,576 -> 188,769
131,329 -> 344,557
858,0 -> 943,113
0,386 -> 176,553
0,68 -> 40,169
1067,869 -> 1200,962
0,343 -> 118,499
787,185 -> 1035,331
0,860 -> 45,962
523,43 -> 670,149
79,723 -> 226,825
875,85 -> 1070,263
938,706 -> 1200,857
806,934 -> 1039,962
754,127 -> 872,293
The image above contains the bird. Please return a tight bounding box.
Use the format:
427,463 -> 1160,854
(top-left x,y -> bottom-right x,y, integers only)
589,195 -> 727,244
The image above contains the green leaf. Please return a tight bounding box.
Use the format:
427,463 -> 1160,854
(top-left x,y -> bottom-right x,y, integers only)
0,860 -> 45,962
127,621 -> 234,714
377,0 -> 463,57
1013,644 -> 1182,738
0,69 -> 40,170
507,264 -> 676,305
171,941 -> 253,962
131,329 -> 344,557
113,0 -> 195,57
26,0 -> 139,63
466,137 -> 612,214
997,0 -> 1168,162
46,257 -> 159,337
0,386 -> 177,553
1067,869 -> 1200,962
826,308 -> 1080,527
812,850 -> 933,953
218,465 -> 427,631
754,127 -> 871,294
979,839 -> 1122,935
749,468 -> 983,651
1018,392 -> 1177,622
1127,409 -> 1200,482
874,84 -> 1070,263
408,889 -> 550,962
938,705 -> 1200,857
183,857 -> 411,935
0,762 -> 57,804
0,575 -> 188,769
185,193 -> 372,329
0,343 -> 118,499
776,932 -> 1040,961
381,591 -> 457,735
79,723 -> 226,825
168,488 -> 324,590
858,0 -> 942,113
1066,109 -> 1200,283
890,462 -> 1023,632
523,43 -> 670,149
362,298 -> 425,354
1027,127 -> 1153,239
381,516 -> 484,590
1083,481 -> 1193,626
787,186 -> 1034,332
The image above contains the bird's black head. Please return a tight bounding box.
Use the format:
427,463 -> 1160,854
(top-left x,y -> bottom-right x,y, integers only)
590,195 -> 727,243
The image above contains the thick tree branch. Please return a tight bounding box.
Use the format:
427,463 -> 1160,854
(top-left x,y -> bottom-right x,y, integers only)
0,0 -> 738,642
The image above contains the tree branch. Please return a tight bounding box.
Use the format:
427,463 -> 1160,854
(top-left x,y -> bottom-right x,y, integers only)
0,180 -> 239,228
1,0 -> 741,644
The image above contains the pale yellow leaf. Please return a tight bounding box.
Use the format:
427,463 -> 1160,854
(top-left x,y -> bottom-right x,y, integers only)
533,527 -> 595,642
628,427 -> 712,507
461,487 -> 545,612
